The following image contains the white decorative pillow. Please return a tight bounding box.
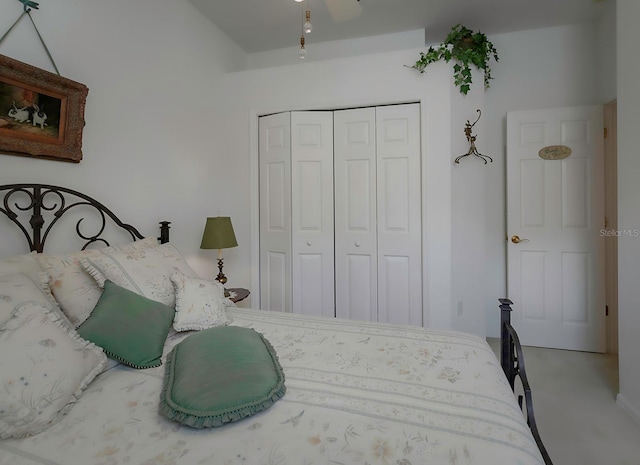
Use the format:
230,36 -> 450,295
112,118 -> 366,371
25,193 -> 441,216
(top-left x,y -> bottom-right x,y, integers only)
0,301 -> 106,439
37,237 -> 158,327
82,243 -> 198,307
0,251 -> 41,277
0,272 -> 59,325
170,272 -> 230,332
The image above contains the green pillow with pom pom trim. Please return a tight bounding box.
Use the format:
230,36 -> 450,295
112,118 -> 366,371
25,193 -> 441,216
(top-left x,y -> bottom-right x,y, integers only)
76,280 -> 174,369
160,326 -> 286,428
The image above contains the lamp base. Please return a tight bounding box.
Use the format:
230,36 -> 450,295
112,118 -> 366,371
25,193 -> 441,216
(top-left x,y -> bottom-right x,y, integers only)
215,258 -> 228,285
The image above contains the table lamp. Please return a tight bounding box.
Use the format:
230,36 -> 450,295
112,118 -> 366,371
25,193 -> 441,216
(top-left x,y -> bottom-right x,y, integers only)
200,217 -> 238,285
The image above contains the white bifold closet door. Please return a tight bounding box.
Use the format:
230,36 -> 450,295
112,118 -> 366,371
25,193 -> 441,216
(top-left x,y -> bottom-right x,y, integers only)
259,111 -> 335,316
259,103 -> 421,325
334,104 -> 422,325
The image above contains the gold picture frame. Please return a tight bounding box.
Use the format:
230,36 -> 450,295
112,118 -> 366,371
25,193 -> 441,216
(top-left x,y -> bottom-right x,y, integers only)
0,54 -> 88,163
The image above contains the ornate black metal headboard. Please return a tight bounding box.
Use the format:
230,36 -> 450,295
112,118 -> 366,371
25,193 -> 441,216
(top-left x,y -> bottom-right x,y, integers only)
0,183 -> 170,252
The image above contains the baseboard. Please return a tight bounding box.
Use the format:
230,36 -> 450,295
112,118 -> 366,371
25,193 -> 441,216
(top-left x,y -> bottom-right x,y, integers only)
616,393 -> 640,427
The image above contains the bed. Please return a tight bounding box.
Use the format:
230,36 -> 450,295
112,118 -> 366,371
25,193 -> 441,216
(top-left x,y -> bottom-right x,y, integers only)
0,183 -> 553,465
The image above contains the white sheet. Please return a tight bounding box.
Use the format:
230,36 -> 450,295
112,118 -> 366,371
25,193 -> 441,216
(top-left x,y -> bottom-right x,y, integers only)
0,308 -> 545,465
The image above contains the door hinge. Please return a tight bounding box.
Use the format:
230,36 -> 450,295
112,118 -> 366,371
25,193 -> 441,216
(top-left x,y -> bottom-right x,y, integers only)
606,305 -> 609,316
604,127 -> 608,139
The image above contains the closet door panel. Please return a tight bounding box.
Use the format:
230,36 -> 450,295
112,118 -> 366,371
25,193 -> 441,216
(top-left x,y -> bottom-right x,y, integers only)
380,255 -> 411,325
291,112 -> 335,317
259,113 -> 292,312
334,108 -> 378,321
346,159 -> 372,229
266,251 -> 288,312
376,104 -> 422,325
345,254 -> 376,321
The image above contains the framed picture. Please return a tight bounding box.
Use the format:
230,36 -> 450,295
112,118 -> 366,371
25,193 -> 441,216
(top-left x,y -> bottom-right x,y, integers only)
0,54 -> 88,163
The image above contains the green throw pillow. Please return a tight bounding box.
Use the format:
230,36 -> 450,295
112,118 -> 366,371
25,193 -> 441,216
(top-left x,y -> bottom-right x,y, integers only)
77,280 -> 175,369
160,326 -> 286,428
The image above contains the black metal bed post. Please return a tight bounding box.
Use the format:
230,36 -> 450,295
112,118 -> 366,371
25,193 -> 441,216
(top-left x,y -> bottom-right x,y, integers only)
30,185 -> 44,252
499,298 -> 516,388
159,221 -> 171,244
498,298 -> 553,465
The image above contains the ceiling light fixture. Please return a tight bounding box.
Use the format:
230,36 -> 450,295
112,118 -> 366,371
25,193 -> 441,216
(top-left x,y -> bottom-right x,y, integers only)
297,1 -> 307,59
299,35 -> 306,59
304,3 -> 313,34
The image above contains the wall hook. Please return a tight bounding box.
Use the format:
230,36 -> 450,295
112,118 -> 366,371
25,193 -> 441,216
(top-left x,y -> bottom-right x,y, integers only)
454,109 -> 493,164
18,0 -> 39,12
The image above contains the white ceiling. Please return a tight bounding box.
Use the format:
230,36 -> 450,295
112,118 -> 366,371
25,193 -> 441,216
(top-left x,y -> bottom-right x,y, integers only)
188,0 -> 614,54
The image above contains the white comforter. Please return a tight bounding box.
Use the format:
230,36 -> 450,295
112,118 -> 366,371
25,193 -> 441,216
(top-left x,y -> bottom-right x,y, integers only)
0,308 -> 544,465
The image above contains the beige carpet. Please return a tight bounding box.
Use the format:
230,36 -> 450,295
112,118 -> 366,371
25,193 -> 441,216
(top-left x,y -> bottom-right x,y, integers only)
488,338 -> 640,465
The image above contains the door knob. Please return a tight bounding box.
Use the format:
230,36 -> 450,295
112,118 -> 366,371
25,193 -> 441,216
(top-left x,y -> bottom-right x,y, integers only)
355,241 -> 361,247
511,235 -> 529,244
306,241 -> 312,246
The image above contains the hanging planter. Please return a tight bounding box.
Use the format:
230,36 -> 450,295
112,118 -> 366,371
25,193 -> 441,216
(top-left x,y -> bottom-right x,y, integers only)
408,24 -> 499,95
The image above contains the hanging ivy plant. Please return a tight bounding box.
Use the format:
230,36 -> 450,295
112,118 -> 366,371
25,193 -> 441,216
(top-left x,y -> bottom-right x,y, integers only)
409,24 -> 499,95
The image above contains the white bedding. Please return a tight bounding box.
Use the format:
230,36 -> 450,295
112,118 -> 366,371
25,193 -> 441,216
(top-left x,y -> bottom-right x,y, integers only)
0,307 -> 544,465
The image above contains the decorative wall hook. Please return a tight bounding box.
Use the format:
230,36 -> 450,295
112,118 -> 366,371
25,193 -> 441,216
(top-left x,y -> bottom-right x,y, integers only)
454,109 -> 493,164
18,0 -> 39,12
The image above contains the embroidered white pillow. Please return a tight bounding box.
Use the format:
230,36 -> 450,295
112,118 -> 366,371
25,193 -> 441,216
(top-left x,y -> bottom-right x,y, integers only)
0,272 -> 59,325
37,237 -> 158,327
0,251 -> 41,277
170,272 -> 230,332
81,243 -> 198,307
0,302 -> 106,439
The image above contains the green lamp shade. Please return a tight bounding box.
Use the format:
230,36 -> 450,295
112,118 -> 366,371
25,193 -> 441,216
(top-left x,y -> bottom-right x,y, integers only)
200,217 -> 238,250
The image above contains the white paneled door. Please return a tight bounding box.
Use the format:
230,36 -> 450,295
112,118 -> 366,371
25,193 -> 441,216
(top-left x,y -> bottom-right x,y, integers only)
259,112 -> 292,312
375,104 -> 422,325
507,106 -> 605,352
334,107 -> 378,322
334,104 -> 422,324
291,112 -> 335,317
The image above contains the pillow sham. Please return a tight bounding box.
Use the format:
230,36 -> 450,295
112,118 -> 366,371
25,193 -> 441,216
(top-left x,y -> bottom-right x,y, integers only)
0,251 -> 41,277
37,237 -> 158,327
160,326 -> 286,428
76,280 -> 175,369
81,243 -> 198,307
170,272 -> 230,332
0,272 -> 60,325
0,301 -> 106,439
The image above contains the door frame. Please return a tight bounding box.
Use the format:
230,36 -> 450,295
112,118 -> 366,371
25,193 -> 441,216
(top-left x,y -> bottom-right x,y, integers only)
604,100 -> 618,354
248,94 -> 454,329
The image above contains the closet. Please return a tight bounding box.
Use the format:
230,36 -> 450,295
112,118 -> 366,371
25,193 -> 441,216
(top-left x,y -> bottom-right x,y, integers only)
259,103 -> 422,325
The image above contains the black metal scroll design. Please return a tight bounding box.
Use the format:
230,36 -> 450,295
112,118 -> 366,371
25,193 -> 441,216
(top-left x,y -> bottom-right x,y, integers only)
499,298 -> 553,465
0,184 -> 170,252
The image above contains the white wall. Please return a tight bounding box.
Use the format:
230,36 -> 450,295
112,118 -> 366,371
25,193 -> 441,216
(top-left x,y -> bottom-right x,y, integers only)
450,69 -> 486,335
616,0 -> 640,426
217,47 -> 460,328
0,0 -> 247,280
247,29 -> 425,69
